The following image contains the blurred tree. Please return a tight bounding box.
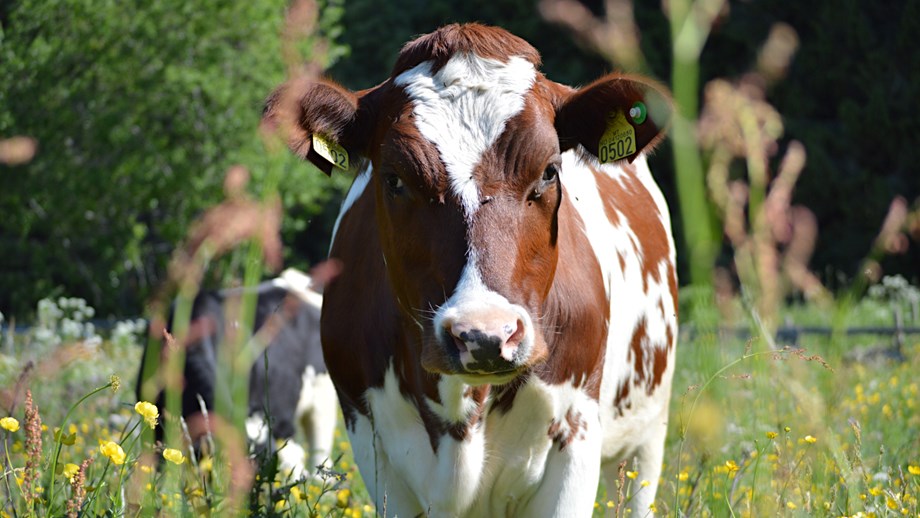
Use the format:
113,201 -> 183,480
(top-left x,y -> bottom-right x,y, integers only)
0,0 -> 347,317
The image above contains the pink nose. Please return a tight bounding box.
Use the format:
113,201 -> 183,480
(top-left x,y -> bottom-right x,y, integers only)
444,310 -> 526,371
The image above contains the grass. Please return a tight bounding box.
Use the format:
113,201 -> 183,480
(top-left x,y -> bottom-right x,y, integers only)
0,294 -> 918,517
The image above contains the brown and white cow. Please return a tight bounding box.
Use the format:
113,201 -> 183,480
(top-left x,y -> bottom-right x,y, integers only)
264,23 -> 678,517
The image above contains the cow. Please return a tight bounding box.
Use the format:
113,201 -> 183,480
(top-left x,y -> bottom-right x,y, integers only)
263,23 -> 678,516
137,268 -> 338,480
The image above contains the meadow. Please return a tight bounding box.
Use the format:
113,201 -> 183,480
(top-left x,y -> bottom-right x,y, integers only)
0,281 -> 917,517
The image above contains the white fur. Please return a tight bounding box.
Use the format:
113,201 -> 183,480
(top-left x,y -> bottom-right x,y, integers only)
330,165 -> 372,247
395,54 -> 536,219
275,268 -> 323,309
351,365 -> 608,517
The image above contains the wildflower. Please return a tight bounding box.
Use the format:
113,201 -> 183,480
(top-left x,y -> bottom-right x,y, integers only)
649,503 -> 657,513
274,499 -> 287,512
198,457 -> 213,472
786,501 -> 797,509
606,501 -> 615,508
804,435 -> 817,444
65,456 -> 93,516
640,480 -> 650,487
766,431 -> 778,439
908,465 -> 920,476
62,463 -> 80,483
784,426 -> 791,432
100,441 -> 126,465
110,375 -> 121,392
0,417 -> 19,432
336,488 -> 350,508
163,448 -> 186,465
23,390 -> 42,503
291,486 -> 306,504
677,471 -> 689,481
725,460 -> 740,475
626,470 -> 638,479
869,486 -> 883,496
134,401 -> 159,428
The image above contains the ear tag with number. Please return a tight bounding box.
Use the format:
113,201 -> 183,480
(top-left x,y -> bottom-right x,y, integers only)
312,133 -> 350,170
598,110 -> 636,164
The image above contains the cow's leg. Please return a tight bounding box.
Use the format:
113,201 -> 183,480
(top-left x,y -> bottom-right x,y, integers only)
602,410 -> 669,517
346,413 -> 424,518
300,373 -> 338,476
518,419 -> 602,518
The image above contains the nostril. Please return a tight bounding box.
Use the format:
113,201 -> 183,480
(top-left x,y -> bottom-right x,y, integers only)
507,319 -> 525,347
500,319 -> 526,362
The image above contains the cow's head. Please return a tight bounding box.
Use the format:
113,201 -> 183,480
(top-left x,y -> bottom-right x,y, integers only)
264,24 -> 670,385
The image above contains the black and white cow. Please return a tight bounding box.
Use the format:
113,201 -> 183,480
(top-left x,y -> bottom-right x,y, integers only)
138,268 -> 338,479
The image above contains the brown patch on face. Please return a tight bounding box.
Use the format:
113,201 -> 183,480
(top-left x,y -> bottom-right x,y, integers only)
321,176 -> 403,428
392,23 -> 541,78
536,193 -> 609,401
548,408 -> 588,451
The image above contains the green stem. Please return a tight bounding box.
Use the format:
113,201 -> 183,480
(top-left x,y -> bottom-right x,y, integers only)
674,348 -> 778,511
46,380 -> 115,512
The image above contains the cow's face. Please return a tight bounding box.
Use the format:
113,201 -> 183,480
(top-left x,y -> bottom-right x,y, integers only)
263,24 -> 669,386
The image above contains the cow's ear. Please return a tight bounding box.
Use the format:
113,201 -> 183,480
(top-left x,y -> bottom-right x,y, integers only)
554,74 -> 672,164
261,77 -> 379,175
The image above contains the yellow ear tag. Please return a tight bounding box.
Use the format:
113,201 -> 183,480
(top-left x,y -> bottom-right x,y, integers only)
598,110 -> 636,164
312,133 -> 349,170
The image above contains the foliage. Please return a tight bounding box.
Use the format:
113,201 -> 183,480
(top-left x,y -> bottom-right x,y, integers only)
0,0 -> 348,318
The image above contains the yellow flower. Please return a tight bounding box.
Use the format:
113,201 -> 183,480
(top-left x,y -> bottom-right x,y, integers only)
784,426 -> 791,433
163,448 -> 186,465
724,460 -> 740,474
134,401 -> 159,428
804,435 -> 817,444
199,457 -> 213,472
908,465 -> 920,476
274,499 -> 287,512
648,503 -> 657,513
336,489 -> 350,508
677,471 -> 689,481
640,479 -> 650,487
62,463 -> 80,483
869,486 -> 883,496
291,486 -> 306,504
100,441 -> 126,465
766,431 -> 778,439
0,417 -> 19,432
786,501 -> 797,509
626,470 -> 638,479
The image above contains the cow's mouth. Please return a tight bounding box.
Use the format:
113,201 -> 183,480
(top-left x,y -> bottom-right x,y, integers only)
455,368 -> 522,387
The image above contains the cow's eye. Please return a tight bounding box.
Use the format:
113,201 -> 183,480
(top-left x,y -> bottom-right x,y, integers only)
384,173 -> 405,194
542,164 -> 559,184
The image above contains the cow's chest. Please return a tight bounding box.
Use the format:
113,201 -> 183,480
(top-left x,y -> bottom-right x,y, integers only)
345,367 -> 601,517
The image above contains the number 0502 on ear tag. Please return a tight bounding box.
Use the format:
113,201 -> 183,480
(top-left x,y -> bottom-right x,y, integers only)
598,110 -> 636,164
312,133 -> 350,170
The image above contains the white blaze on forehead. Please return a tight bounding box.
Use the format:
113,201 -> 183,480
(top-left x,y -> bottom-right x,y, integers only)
394,53 -> 537,218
